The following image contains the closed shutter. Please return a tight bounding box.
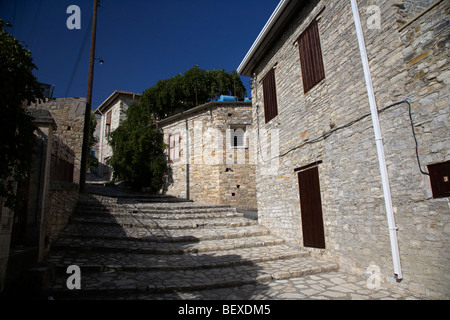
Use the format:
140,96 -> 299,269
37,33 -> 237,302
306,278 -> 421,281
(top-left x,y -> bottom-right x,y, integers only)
428,160 -> 450,198
298,20 -> 325,93
262,68 -> 278,123
169,133 -> 181,162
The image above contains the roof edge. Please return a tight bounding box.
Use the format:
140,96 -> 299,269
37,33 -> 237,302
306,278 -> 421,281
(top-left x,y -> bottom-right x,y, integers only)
157,101 -> 252,127
237,0 -> 290,76
95,90 -> 141,114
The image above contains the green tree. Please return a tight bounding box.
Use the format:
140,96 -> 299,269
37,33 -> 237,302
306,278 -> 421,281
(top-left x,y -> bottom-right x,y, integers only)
141,65 -> 246,119
0,20 -> 43,208
87,110 -> 98,169
107,102 -> 167,192
107,66 -> 246,193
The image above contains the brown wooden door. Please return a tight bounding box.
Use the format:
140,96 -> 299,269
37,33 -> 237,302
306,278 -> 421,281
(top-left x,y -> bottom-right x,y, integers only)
298,166 -> 325,249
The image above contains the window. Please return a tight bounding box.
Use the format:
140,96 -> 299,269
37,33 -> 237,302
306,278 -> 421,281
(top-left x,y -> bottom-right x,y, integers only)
231,127 -> 246,148
168,133 -> 181,162
262,68 -> 278,123
428,160 -> 450,198
298,20 -> 325,93
105,111 -> 112,139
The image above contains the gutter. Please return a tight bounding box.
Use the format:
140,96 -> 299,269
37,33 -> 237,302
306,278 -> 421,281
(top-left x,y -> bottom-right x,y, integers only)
351,0 -> 403,280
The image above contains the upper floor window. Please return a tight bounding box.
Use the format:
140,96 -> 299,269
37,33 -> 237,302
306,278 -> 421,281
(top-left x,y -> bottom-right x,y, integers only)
298,20 -> 325,93
105,110 -> 112,139
262,68 -> 278,123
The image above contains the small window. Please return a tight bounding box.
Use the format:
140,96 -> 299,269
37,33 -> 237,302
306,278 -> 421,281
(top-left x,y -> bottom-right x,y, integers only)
428,160 -> 450,198
231,127 -> 246,148
298,20 -> 325,93
262,68 -> 278,123
168,133 -> 181,162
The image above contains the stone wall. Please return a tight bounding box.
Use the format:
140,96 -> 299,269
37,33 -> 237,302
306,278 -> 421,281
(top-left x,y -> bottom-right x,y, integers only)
0,196 -> 15,292
160,102 -> 257,211
45,182 -> 79,255
250,0 -> 449,298
30,98 -> 86,183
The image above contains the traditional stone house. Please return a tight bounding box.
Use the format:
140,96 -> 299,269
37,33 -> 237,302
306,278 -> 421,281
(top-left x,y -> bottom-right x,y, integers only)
238,0 -> 449,298
158,100 -> 257,211
94,90 -> 141,179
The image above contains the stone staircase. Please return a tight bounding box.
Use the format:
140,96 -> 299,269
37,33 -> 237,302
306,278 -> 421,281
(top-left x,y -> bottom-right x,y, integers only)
45,191 -> 338,299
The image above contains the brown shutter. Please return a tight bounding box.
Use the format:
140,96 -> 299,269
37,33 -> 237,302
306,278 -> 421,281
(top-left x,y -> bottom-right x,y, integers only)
428,160 -> 450,198
262,68 -> 278,123
298,20 -> 325,93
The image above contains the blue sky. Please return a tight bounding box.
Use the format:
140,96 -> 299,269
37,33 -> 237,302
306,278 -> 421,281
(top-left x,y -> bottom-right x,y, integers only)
0,0 -> 278,109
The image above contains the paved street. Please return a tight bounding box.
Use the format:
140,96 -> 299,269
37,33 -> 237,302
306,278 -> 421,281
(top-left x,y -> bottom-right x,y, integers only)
45,182 -> 428,300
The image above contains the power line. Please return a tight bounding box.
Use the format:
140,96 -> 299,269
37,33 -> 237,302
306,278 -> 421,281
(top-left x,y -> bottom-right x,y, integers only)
28,0 -> 43,50
65,14 -> 93,97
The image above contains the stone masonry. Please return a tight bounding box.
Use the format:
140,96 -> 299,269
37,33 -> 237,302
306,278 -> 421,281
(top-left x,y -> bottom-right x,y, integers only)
158,101 -> 257,211
240,0 -> 449,298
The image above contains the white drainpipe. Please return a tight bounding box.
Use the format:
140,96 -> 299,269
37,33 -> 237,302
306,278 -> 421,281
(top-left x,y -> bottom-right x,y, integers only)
350,0 -> 403,280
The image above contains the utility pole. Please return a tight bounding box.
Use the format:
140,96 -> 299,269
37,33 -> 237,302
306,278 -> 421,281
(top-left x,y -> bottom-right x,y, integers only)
79,0 -> 99,194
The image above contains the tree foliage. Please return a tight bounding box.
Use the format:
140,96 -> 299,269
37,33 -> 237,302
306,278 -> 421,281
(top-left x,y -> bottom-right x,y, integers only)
108,102 -> 168,192
0,19 -> 43,208
141,65 -> 246,119
88,110 -> 98,169
108,65 -> 245,193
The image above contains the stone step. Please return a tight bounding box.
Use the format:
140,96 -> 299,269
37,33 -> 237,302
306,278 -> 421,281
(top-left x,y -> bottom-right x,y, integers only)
76,206 -> 238,215
59,223 -> 271,243
49,256 -> 339,299
52,234 -> 285,254
69,215 -> 257,229
73,210 -> 244,220
47,244 -> 307,273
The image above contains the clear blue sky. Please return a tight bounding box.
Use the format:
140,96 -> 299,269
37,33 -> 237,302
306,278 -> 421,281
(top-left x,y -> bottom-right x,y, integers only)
0,0 -> 278,109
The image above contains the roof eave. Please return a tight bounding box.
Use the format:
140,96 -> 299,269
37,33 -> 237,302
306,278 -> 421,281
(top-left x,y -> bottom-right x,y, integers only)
94,90 -> 141,114
237,0 -> 305,77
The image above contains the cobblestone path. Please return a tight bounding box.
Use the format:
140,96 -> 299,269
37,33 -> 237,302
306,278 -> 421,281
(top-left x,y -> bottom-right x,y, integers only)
45,184 -> 425,300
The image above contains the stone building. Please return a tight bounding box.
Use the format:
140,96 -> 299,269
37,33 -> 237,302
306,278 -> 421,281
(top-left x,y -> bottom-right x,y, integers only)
94,90 -> 141,179
158,100 -> 257,211
238,0 -> 449,298
1,98 -> 84,294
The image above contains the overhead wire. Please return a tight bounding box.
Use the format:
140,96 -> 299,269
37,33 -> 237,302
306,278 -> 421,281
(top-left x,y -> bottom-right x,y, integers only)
65,13 -> 93,97
256,100 -> 429,176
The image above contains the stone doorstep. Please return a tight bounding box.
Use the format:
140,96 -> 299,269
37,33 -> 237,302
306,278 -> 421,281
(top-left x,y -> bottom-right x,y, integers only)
48,257 -> 339,298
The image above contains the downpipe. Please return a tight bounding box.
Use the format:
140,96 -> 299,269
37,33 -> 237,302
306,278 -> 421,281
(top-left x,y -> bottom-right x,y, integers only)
350,0 -> 403,280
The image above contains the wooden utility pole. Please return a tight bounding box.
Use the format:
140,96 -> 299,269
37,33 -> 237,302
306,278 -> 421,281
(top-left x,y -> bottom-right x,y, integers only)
79,0 -> 99,194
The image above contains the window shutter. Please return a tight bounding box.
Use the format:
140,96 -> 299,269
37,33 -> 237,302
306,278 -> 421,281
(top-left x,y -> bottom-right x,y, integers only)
262,68 -> 278,123
169,135 -> 174,161
298,20 -> 325,93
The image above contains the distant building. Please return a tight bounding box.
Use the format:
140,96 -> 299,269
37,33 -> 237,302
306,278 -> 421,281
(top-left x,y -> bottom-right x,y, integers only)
94,90 -> 141,179
238,0 -> 449,298
158,100 -> 257,211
